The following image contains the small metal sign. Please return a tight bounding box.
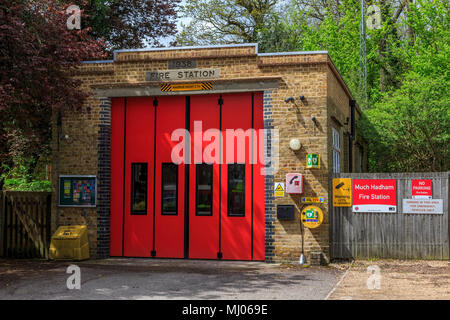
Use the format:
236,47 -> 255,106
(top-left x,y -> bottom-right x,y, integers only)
402,199 -> 443,214
274,182 -> 285,197
306,154 -> 320,169
161,82 -> 213,92
333,178 -> 352,207
412,179 -> 433,199
301,205 -> 323,229
301,197 -> 325,204
168,60 -> 197,69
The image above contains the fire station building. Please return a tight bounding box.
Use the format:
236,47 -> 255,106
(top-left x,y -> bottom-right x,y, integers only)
52,44 -> 365,263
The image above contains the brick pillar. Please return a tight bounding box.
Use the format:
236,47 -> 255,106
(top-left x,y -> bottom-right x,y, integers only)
97,97 -> 111,258
263,90 -> 275,262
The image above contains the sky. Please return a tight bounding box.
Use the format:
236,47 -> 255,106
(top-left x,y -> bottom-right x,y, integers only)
160,0 -> 192,46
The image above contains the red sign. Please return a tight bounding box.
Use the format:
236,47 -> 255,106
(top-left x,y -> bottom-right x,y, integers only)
412,179 -> 432,199
352,179 -> 397,213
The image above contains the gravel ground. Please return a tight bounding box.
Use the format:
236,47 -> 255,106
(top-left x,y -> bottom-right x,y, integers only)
0,258 -> 342,300
327,259 -> 450,300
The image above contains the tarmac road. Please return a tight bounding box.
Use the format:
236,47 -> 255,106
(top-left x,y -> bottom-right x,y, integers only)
0,258 -> 342,300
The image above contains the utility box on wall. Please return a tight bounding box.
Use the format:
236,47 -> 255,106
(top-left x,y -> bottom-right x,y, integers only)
286,173 -> 303,194
277,205 -> 295,220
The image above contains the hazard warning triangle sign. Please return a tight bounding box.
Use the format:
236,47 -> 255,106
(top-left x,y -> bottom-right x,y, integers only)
274,183 -> 285,197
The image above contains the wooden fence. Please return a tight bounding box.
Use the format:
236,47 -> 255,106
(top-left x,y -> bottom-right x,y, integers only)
1,191 -> 52,258
330,172 -> 449,260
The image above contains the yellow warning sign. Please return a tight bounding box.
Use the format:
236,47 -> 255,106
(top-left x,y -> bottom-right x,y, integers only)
332,178 -> 352,207
274,183 -> 285,197
301,205 -> 323,229
161,82 -> 213,92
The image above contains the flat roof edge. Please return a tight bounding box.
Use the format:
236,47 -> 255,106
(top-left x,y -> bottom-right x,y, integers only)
82,60 -> 115,64
258,51 -> 328,56
82,44 -> 330,64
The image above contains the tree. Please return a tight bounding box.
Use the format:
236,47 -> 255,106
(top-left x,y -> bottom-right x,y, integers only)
257,0 -> 449,172
0,0 -> 106,189
177,0 -> 278,45
360,0 -> 449,172
68,0 -> 181,51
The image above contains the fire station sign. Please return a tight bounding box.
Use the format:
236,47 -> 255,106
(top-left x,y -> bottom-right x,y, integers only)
402,199 -> 443,214
352,179 -> 397,213
333,178 -> 352,207
146,68 -> 220,81
412,179 -> 433,199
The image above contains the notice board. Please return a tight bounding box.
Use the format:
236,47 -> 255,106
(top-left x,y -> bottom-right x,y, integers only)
58,175 -> 97,207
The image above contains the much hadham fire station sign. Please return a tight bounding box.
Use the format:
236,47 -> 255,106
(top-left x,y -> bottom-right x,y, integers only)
352,179 -> 397,213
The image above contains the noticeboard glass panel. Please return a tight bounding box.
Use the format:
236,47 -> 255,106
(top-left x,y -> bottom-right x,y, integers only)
59,175 -> 97,207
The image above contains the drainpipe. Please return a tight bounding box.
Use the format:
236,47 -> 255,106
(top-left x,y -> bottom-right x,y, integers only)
349,100 -> 356,173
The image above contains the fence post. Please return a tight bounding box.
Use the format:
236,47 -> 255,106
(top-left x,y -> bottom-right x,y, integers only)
45,194 -> 52,259
0,191 -> 4,257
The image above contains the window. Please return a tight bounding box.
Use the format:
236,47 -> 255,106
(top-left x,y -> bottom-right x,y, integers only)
131,163 -> 148,214
161,163 -> 178,215
332,128 -> 340,174
227,164 -> 245,217
196,164 -> 213,216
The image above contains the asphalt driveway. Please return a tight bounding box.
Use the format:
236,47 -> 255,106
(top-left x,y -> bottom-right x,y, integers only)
0,258 -> 342,300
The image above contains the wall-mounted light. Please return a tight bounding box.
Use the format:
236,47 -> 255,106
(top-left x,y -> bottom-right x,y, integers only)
289,138 -> 302,151
285,97 -> 295,103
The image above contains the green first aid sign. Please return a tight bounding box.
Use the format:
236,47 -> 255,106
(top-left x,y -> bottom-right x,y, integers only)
306,209 -> 316,218
306,154 -> 320,169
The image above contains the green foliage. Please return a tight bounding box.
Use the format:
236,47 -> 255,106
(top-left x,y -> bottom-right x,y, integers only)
360,73 -> 449,172
1,161 -> 51,192
257,0 -> 449,172
361,0 -> 450,172
4,178 -> 51,192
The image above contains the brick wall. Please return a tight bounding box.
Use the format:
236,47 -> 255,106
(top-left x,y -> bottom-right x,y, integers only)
52,44 -> 358,262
